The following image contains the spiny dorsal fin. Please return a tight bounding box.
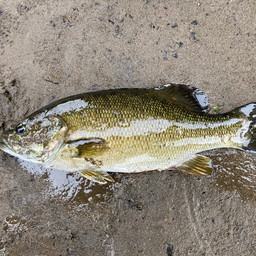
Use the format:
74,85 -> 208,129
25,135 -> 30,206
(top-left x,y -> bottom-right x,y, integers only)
178,155 -> 213,176
151,84 -> 208,113
79,170 -> 115,184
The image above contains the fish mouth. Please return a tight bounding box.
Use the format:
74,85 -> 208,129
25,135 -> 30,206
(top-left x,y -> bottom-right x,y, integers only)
0,137 -> 10,151
0,137 -> 19,158
0,137 -> 5,149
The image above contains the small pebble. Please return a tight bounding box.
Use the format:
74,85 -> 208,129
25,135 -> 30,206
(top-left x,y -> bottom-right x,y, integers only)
191,20 -> 198,25
191,32 -> 196,40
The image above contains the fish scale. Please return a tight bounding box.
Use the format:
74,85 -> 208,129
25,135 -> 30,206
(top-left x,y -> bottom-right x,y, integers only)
1,84 -> 255,184
54,90 -> 244,173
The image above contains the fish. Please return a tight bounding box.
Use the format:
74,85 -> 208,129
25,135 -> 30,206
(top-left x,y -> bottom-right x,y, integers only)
0,84 -> 256,184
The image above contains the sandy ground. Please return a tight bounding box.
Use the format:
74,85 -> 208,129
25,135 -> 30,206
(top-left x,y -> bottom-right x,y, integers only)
1,0 -> 256,255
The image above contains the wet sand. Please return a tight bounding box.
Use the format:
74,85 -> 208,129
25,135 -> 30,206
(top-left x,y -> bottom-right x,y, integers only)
1,0 -> 256,255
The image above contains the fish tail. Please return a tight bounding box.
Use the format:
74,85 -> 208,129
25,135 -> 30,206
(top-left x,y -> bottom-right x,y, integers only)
237,103 -> 256,152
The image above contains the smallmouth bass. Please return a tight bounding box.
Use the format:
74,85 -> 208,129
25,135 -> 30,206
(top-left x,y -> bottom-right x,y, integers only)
0,84 -> 255,184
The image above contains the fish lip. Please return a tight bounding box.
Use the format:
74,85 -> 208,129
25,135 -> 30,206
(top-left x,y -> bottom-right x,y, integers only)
0,137 -> 10,151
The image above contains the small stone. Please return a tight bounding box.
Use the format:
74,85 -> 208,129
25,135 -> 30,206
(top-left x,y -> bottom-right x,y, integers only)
172,53 -> 178,58
167,244 -> 174,256
178,42 -> 183,47
191,20 -> 198,25
191,32 -> 196,40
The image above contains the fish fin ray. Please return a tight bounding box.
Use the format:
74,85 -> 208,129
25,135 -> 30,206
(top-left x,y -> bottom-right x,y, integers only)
66,138 -> 110,158
233,103 -> 256,153
152,84 -> 208,113
177,155 -> 213,176
78,170 -> 114,184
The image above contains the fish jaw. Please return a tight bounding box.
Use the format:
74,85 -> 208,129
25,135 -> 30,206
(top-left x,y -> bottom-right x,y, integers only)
0,137 -> 8,152
0,136 -> 25,160
0,136 -> 7,150
0,136 -> 14,155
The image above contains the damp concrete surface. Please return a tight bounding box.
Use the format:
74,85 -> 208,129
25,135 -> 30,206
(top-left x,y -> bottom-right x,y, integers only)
1,1 -> 256,255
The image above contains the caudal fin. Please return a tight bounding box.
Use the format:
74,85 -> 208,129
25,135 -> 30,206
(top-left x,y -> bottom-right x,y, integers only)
237,103 -> 256,153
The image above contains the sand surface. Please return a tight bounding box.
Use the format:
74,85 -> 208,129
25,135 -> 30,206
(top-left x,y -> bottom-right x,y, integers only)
1,1 -> 256,255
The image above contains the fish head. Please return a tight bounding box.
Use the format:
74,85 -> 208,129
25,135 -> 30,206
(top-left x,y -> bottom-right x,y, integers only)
0,115 -> 68,164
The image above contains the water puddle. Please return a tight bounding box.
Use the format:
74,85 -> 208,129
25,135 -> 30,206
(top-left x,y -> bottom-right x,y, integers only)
18,160 -> 122,207
206,149 -> 256,202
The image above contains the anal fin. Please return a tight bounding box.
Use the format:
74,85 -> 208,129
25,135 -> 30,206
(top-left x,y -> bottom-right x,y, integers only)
178,155 -> 213,176
78,170 -> 115,184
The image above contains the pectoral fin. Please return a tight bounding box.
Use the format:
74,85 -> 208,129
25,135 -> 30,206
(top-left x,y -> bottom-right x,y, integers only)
178,155 -> 213,176
66,138 -> 110,159
78,170 -> 115,184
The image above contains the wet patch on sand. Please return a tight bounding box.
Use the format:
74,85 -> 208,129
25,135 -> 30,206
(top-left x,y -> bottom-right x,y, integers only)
18,160 -> 122,207
205,149 -> 256,202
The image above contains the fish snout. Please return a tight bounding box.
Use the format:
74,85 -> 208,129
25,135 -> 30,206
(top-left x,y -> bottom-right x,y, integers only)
0,136 -> 9,151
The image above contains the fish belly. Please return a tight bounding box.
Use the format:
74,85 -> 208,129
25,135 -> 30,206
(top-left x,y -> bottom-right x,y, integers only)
48,129 -> 240,174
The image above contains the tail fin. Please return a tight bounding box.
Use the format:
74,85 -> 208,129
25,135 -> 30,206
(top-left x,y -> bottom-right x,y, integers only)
238,103 -> 256,153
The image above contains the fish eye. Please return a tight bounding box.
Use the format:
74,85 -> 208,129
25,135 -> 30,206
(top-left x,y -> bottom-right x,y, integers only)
16,124 -> 26,135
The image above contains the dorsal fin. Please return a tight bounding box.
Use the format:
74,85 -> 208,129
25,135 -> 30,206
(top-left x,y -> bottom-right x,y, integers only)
151,84 -> 208,113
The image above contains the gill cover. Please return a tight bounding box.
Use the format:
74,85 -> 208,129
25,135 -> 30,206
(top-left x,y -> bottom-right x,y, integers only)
0,115 -> 68,164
